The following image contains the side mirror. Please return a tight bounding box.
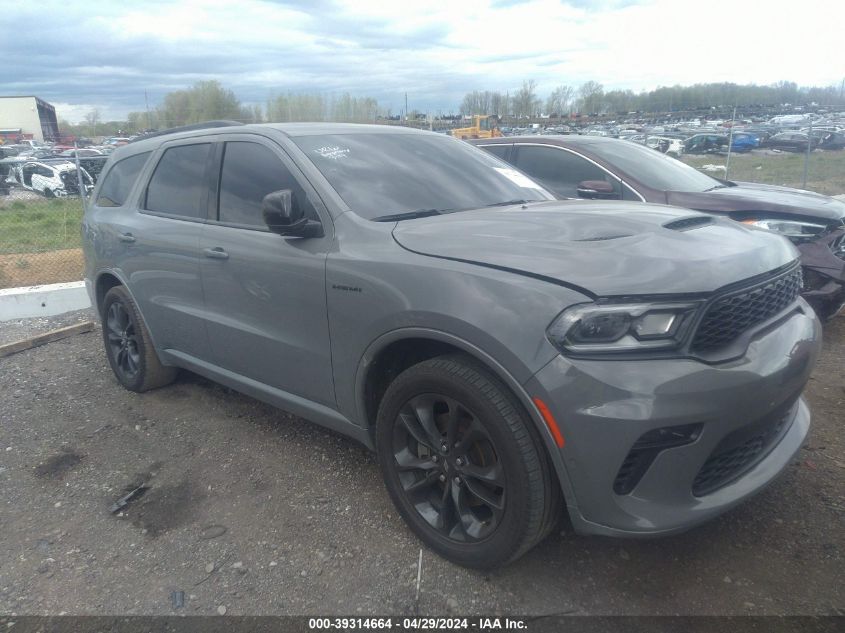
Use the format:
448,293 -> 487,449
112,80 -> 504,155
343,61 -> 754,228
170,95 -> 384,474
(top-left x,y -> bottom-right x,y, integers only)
262,190 -> 323,238
577,180 -> 618,200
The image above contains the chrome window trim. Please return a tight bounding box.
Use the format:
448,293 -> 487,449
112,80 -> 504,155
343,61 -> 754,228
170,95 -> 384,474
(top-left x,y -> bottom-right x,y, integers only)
478,142 -> 647,202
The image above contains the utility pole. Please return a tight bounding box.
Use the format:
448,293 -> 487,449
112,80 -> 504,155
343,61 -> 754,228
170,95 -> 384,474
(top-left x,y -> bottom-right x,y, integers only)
405,93 -> 409,121
144,91 -> 151,130
725,105 -> 737,180
802,117 -> 813,189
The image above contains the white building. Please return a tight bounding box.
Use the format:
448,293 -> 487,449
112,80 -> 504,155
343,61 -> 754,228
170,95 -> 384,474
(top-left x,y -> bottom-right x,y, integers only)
0,96 -> 60,142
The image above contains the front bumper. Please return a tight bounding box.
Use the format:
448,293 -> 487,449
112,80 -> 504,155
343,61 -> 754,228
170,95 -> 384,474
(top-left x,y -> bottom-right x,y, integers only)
525,304 -> 820,537
798,228 -> 845,319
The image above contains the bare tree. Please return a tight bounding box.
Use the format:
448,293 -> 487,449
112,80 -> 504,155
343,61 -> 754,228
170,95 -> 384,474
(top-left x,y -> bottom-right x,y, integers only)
513,80 -> 540,118
577,81 -> 604,114
545,85 -> 574,116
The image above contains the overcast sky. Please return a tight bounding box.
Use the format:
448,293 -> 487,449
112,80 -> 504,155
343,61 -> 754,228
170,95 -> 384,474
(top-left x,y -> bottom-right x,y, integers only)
2,0 -> 843,123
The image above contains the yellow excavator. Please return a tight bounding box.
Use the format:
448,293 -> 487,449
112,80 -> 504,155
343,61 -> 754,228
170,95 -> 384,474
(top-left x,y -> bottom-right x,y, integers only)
450,115 -> 502,140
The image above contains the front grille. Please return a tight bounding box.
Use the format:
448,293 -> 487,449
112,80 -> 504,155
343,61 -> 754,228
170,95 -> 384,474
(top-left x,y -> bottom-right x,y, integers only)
692,402 -> 796,496
691,265 -> 802,352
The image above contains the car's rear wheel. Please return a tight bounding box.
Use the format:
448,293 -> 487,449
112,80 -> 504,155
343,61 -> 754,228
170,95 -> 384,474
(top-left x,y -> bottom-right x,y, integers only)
43,188 -> 54,199
101,286 -> 177,392
376,355 -> 559,568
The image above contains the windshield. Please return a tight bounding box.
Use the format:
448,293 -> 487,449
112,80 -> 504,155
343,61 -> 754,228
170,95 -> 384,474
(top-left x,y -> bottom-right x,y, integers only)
587,140 -> 722,192
293,132 -> 552,219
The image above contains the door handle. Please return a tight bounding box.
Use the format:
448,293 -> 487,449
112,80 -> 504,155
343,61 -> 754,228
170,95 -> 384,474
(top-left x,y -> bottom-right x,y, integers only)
203,247 -> 229,260
118,232 -> 136,243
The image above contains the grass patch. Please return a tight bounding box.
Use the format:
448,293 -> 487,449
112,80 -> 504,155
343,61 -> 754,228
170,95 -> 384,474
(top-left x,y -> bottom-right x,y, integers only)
0,197 -> 84,255
680,150 -> 845,196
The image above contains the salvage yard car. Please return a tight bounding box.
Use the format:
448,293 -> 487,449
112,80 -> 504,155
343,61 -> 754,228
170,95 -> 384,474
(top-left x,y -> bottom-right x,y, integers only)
472,136 -> 845,319
8,158 -> 94,197
83,122 -> 820,568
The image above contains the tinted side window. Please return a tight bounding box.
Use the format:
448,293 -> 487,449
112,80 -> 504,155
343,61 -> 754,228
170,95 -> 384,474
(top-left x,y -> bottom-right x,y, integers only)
513,145 -> 619,198
481,144 -> 510,160
96,152 -> 150,207
218,141 -> 316,227
145,144 -> 211,218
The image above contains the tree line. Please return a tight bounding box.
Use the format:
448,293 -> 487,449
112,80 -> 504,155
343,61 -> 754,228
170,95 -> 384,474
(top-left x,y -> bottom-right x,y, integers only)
58,78 -> 845,138
460,80 -> 845,117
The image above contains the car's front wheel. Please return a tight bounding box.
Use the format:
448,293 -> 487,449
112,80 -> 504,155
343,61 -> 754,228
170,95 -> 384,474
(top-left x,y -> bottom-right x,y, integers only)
376,355 -> 560,568
101,286 -> 177,392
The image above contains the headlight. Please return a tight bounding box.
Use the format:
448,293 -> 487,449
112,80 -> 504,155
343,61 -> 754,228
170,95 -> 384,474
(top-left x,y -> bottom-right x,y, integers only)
547,302 -> 701,355
741,218 -> 827,239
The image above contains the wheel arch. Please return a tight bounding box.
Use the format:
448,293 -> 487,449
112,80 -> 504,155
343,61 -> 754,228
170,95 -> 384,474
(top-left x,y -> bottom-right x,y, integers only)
355,328 -> 577,511
93,269 -> 169,365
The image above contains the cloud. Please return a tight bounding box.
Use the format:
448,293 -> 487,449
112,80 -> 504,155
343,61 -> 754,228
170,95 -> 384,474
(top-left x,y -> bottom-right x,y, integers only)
1,0 -> 843,122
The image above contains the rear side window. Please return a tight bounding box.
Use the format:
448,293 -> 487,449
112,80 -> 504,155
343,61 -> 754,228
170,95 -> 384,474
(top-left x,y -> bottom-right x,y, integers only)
217,141 -> 316,227
481,144 -> 510,160
145,144 -> 211,218
96,152 -> 150,207
513,145 -> 619,199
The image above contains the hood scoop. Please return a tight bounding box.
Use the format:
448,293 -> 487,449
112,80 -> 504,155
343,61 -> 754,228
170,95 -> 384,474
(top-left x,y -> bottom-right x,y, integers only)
574,233 -> 634,242
663,216 -> 714,231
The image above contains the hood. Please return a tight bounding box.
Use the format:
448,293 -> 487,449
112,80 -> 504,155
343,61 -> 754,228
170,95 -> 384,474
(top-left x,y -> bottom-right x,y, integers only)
391,201 -> 798,297
667,182 -> 845,224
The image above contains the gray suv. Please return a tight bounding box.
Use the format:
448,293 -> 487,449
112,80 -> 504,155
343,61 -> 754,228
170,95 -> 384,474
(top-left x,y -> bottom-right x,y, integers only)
83,122 -> 820,568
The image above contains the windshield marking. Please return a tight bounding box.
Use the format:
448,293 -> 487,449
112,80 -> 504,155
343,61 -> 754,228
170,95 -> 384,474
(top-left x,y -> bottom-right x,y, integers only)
314,146 -> 350,160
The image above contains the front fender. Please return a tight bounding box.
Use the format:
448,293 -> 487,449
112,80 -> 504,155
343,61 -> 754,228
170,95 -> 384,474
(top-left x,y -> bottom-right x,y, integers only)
354,325 -> 581,523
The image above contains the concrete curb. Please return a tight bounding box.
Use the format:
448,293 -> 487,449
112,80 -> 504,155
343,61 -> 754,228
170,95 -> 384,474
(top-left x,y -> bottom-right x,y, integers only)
0,281 -> 91,322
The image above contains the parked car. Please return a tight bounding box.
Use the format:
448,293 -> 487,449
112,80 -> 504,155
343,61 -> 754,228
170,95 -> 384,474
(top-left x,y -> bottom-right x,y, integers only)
471,136 -> 845,318
8,158 -> 93,197
818,131 -> 845,150
84,122 -> 819,568
728,132 -> 759,152
684,133 -> 729,154
58,148 -> 105,157
766,132 -> 815,152
645,135 -> 685,156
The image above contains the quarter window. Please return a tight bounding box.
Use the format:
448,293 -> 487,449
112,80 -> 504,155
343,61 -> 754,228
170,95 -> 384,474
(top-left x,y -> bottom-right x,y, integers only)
513,145 -> 620,199
96,152 -> 150,207
217,142 -> 315,227
145,144 -> 211,219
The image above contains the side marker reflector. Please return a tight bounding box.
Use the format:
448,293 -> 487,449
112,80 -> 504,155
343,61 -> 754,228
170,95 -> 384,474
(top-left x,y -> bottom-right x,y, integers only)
533,397 -> 565,448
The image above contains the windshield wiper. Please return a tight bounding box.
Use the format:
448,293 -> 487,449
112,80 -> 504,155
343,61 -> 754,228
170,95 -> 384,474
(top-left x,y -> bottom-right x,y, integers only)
372,209 -> 447,222
483,199 -> 534,207
703,185 -> 727,192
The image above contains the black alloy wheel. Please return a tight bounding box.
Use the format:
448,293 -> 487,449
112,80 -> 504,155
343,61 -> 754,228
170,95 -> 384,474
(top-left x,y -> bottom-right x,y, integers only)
376,355 -> 560,568
392,393 -> 506,542
101,285 -> 177,392
105,300 -> 141,381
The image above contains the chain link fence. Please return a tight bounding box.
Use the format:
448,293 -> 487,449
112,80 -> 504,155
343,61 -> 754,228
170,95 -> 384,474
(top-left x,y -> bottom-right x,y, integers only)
0,155 -> 105,289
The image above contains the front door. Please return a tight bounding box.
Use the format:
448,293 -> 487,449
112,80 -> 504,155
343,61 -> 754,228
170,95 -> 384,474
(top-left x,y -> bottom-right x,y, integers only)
199,137 -> 335,407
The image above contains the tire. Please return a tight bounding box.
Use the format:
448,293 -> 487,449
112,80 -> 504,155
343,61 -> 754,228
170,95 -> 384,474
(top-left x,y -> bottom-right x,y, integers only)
376,354 -> 560,568
44,188 -> 55,199
101,286 -> 177,392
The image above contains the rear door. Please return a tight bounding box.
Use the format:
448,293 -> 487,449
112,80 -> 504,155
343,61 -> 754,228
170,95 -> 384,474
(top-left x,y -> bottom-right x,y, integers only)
100,139 -> 214,359
199,135 -> 336,406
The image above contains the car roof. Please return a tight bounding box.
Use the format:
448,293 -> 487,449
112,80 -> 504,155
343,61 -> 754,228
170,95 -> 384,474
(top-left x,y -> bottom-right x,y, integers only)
117,122 -> 433,161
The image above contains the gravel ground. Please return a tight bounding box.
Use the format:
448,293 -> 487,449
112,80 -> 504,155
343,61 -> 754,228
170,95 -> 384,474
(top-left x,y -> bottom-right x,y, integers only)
0,311 -> 842,616
0,308 -> 94,346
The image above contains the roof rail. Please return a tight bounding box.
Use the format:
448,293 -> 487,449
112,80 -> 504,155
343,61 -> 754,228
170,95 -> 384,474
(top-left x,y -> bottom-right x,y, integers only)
130,120 -> 245,143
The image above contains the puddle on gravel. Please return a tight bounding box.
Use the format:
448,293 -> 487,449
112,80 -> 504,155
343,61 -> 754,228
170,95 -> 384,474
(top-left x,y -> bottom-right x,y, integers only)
34,450 -> 83,479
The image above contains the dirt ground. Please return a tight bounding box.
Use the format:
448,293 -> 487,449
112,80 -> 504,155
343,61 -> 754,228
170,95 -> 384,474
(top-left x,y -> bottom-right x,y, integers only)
0,249 -> 83,289
0,309 -> 842,617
